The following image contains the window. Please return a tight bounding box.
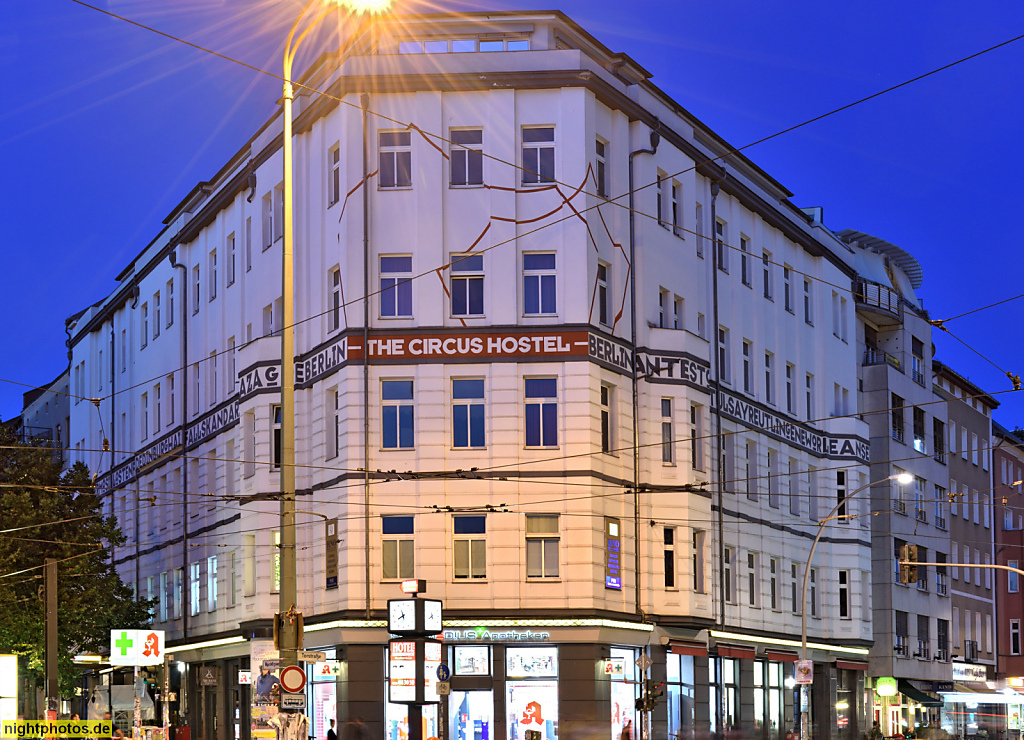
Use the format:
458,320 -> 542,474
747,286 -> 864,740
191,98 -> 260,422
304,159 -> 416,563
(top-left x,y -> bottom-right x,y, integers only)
1010,560 -> 1020,593
166,279 -> 174,327
189,562 -> 201,616
934,485 -> 947,529
933,418 -> 946,462
451,254 -> 484,316
521,127 -> 555,184
745,440 -> 757,499
328,144 -> 341,205
747,552 -> 759,606
141,303 -> 149,349
209,249 -> 218,300
595,140 -> 607,198
913,408 -> 926,453
245,217 -> 252,271
226,233 -> 236,287
382,515 -> 415,580
690,404 -> 704,471
911,337 -> 925,385
450,129 -> 483,186
892,393 -> 905,443
695,203 -> 704,258
207,556 -> 218,612
262,192 -> 273,249
154,383 -> 162,431
767,449 -> 779,508
769,559 -> 779,610
380,256 -> 413,317
745,237 -> 753,286
785,364 -> 795,413
525,378 -> 557,447
783,267 -> 793,312
526,514 -> 559,578
597,263 -> 610,326
159,572 -> 168,622
1013,621 -> 1022,656
938,619 -> 949,660
327,388 -> 341,459
762,251 -> 773,299
523,253 -> 556,315
716,220 -> 728,272
167,374 -> 175,425
382,380 -> 414,449
764,352 -> 774,405
717,328 -> 730,382
742,341 -> 752,393
271,404 -> 282,469
672,182 -> 682,236
809,569 -> 818,617
692,530 -> 706,593
273,184 -> 283,241
379,131 -> 412,188
153,293 -> 161,339
453,379 -> 485,448
328,268 -> 342,332
790,563 -> 800,615
673,296 -> 684,330
661,398 -> 673,463
243,412 -> 255,478
601,385 -> 613,454
839,570 -> 850,619
805,373 -> 814,419
192,265 -> 201,313
918,615 -> 930,659
696,312 -> 706,339
659,289 -> 669,328
141,392 -> 149,440
803,279 -> 813,325
656,174 -> 666,228
723,548 -> 734,604
454,515 -> 486,579
664,528 -> 675,589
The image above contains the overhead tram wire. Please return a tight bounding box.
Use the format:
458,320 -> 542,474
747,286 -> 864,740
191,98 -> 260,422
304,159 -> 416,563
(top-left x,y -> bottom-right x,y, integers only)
51,0 -> 1024,408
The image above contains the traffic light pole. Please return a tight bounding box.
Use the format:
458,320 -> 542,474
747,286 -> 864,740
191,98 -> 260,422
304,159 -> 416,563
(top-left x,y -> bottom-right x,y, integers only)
898,561 -> 1024,581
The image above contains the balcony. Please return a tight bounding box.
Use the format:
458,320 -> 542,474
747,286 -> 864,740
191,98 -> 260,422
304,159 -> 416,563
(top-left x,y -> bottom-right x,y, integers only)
936,515 -> 947,530
917,576 -> 929,592
892,425 -> 905,444
937,574 -> 948,595
916,642 -> 930,660
865,347 -> 902,370
894,639 -> 909,657
936,648 -> 949,662
855,279 -> 904,326
893,499 -> 907,515
916,508 -> 927,523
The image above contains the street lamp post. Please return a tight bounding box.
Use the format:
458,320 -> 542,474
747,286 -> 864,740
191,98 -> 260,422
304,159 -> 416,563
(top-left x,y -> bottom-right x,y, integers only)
799,471 -> 913,740
278,0 -> 388,678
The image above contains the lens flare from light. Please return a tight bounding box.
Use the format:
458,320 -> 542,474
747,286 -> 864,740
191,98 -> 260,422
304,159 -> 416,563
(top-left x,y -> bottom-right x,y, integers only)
336,0 -> 393,14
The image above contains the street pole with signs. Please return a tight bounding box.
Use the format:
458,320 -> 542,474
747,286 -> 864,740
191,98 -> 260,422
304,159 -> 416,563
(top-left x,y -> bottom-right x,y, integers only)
387,582 -> 443,740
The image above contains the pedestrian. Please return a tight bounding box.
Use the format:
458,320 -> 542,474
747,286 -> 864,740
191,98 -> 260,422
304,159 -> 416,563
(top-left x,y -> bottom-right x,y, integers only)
327,719 -> 338,740
621,720 -> 632,740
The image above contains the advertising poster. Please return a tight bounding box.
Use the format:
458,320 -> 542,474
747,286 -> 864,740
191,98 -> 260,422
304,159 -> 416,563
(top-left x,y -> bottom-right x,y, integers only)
389,641 -> 417,703
251,639 -> 280,739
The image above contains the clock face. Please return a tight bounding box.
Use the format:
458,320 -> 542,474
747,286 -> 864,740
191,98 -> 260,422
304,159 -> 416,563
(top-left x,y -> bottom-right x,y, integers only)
423,600 -> 442,633
389,600 -> 416,632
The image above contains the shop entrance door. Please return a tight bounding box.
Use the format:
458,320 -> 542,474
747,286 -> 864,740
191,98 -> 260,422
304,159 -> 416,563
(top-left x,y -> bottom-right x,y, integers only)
450,691 -> 493,740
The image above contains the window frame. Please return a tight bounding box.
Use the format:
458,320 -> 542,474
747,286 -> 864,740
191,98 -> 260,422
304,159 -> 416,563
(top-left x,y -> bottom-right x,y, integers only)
378,130 -> 413,189
450,128 -> 484,187
525,514 -> 559,579
452,378 -> 486,449
450,253 -> 485,317
521,126 -> 555,185
522,252 -> 557,316
524,377 -> 558,448
381,379 -> 415,450
382,515 -> 415,580
453,515 -> 487,580
380,255 -> 413,318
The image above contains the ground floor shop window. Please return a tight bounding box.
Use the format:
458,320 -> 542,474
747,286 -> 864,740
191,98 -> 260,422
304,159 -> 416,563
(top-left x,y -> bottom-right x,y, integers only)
384,697 -> 437,740
709,658 -> 739,734
753,661 -> 783,740
312,681 -> 336,740
666,653 -> 695,740
610,647 -> 639,740
451,690 -> 493,740
506,647 -> 559,740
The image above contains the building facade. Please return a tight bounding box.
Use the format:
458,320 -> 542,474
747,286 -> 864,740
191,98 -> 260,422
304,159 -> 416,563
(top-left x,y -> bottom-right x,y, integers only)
994,423 -> 1024,710
845,231 -> 952,733
66,12 -> 875,740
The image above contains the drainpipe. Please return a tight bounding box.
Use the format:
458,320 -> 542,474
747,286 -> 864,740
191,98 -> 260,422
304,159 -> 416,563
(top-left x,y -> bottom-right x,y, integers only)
169,250 -> 190,637
708,178 -> 725,734
361,93 -> 372,620
628,121 -> 659,618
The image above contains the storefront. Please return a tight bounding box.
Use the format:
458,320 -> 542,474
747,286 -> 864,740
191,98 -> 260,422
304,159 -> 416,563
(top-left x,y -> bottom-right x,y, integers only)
939,665 -> 1024,740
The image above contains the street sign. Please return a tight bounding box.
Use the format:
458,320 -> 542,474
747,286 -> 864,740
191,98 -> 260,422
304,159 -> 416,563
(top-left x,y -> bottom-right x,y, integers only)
238,671 -> 251,685
279,694 -> 305,710
325,519 -> 339,590
298,651 -> 326,663
437,681 -> 450,696
635,655 -> 653,672
280,666 -> 306,694
313,661 -> 341,681
795,660 -> 813,685
436,664 -> 451,682
110,630 -> 165,667
199,666 -> 219,687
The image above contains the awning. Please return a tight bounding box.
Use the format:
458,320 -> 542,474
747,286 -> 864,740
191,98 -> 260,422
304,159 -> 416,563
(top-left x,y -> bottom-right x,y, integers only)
898,679 -> 943,707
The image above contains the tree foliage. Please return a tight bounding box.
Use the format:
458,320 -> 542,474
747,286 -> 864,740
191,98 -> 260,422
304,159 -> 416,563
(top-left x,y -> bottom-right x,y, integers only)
0,427 -> 153,698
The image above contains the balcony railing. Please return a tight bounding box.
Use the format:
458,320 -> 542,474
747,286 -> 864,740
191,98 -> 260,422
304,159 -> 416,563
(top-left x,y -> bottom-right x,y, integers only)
893,499 -> 907,514
894,640 -> 909,657
936,515 -> 947,530
916,642 -> 930,660
855,279 -> 904,318
936,648 -> 949,662
913,368 -> 926,386
937,575 -> 948,595
892,425 -> 906,443
916,508 -> 928,523
865,347 -> 902,370
917,576 -> 929,592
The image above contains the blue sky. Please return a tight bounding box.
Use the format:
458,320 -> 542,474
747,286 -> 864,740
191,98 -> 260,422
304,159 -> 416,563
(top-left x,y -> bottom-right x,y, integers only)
2,0 -> 1023,427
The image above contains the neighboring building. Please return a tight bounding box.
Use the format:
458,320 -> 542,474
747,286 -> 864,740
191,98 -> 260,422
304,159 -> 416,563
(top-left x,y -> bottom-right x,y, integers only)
993,424 -> 1024,687
3,368 -> 70,467
65,11 -> 874,740
843,230 -> 952,733
932,362 -> 1001,735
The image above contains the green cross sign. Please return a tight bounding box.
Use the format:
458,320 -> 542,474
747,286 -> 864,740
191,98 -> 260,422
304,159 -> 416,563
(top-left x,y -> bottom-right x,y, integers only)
115,631 -> 134,657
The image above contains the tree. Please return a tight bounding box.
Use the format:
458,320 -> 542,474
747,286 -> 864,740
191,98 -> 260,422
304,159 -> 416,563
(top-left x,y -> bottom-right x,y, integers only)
0,427 -> 153,707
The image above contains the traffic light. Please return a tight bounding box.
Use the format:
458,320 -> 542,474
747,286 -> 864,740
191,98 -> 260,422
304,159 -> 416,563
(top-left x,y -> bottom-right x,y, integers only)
647,679 -> 665,709
899,544 -> 919,584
